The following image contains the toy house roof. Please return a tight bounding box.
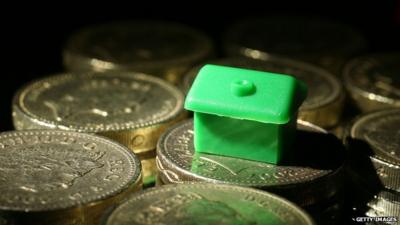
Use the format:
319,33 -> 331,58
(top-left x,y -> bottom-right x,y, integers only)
184,64 -> 307,124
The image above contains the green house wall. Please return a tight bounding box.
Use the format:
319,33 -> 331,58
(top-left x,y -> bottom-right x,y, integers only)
193,112 -> 296,164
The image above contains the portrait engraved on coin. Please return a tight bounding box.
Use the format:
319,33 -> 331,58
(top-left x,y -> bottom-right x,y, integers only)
0,130 -> 141,211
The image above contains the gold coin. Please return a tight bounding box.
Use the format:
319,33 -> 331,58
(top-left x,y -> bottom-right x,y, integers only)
63,21 -> 213,84
0,130 -> 141,225
343,53 -> 400,112
12,71 -> 185,156
182,57 -> 344,128
104,183 -> 315,225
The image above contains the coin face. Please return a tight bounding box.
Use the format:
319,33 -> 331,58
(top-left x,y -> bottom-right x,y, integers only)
64,21 -> 212,72
157,120 -> 345,205
350,109 -> 400,165
105,183 -> 315,225
343,53 -> 400,109
0,130 -> 141,211
13,72 -> 184,133
183,57 -> 341,111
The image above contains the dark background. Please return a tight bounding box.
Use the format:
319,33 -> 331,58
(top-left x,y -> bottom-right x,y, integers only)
1,2 -> 400,131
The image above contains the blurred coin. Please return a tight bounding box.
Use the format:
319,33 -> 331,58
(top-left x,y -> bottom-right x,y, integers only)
343,53 -> 400,112
0,130 -> 141,225
223,16 -> 367,75
64,21 -> 213,84
104,183 -> 315,225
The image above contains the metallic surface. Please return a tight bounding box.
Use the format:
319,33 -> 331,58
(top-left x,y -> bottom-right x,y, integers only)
12,72 -> 184,185
12,72 -> 185,156
343,53 -> 400,112
348,169 -> 400,223
156,119 -> 345,206
105,183 -> 315,225
141,153 -> 157,187
182,57 -> 344,128
0,130 -> 141,225
223,16 -> 367,75
345,109 -> 400,192
63,21 -> 213,84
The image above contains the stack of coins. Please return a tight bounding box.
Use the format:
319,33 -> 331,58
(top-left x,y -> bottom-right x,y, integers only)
343,53 -> 400,112
102,183 -> 315,225
181,57 -> 344,129
63,21 -> 213,84
344,109 -> 400,222
156,119 -> 346,224
6,17 -> 399,224
223,16 -> 367,76
0,130 -> 141,225
12,72 -> 185,186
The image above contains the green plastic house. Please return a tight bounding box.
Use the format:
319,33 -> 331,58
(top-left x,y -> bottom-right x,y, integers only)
184,64 -> 307,164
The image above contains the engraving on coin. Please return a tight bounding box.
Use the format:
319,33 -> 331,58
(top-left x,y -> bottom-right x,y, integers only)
0,130 -> 141,211
157,120 -> 345,206
63,21 -> 213,83
346,109 -> 400,192
106,184 -> 315,225
0,145 -> 104,193
351,109 -> 400,165
344,53 -> 400,111
159,120 -> 335,185
13,72 -> 184,133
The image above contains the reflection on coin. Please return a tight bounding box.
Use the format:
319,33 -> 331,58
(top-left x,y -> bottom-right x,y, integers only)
13,72 -> 184,185
141,155 -> 157,188
345,109 -> 400,192
223,16 -> 367,75
63,21 -> 213,84
182,57 -> 344,128
0,130 -> 141,225
105,183 -> 315,225
156,120 -> 345,206
13,72 -> 185,155
348,169 -> 400,222
343,53 -> 400,112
